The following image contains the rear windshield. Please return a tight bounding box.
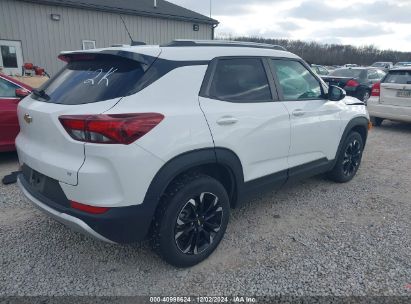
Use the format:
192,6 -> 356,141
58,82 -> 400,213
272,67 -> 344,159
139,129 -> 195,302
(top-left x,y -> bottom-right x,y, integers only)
35,54 -> 146,104
383,70 -> 411,84
330,69 -> 364,79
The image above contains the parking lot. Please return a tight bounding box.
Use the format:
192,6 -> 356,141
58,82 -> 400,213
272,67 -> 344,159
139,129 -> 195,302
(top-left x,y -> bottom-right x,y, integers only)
0,121 -> 410,296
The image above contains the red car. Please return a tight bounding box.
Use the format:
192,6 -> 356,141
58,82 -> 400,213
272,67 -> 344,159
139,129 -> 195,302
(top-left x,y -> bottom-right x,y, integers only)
0,73 -> 32,152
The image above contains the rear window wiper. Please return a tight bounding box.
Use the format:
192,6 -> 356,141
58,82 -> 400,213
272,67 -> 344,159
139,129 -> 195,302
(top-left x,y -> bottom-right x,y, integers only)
32,88 -> 50,101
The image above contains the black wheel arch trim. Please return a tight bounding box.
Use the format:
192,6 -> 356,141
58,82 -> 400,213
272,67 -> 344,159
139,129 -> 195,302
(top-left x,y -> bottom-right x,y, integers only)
143,148 -> 244,210
141,148 -> 244,240
331,116 -> 369,168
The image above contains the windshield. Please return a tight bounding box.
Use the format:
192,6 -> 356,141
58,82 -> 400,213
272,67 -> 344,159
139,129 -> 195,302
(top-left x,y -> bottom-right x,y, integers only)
330,69 -> 364,78
383,70 -> 411,84
35,54 -> 146,104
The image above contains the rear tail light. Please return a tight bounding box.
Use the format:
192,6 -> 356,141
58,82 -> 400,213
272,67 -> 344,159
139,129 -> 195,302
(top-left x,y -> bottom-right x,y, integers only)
70,201 -> 110,214
371,82 -> 380,97
346,79 -> 360,87
59,113 -> 164,144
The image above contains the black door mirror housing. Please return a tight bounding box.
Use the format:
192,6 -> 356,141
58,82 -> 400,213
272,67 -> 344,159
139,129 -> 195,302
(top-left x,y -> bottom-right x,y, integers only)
328,85 -> 346,101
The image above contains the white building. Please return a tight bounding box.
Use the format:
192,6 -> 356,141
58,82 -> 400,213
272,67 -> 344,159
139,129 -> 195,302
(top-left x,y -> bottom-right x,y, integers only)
0,0 -> 218,75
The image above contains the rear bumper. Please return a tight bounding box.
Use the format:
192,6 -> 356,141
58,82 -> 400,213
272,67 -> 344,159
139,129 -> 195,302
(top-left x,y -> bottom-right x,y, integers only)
368,97 -> 411,122
18,171 -> 157,243
18,177 -> 115,244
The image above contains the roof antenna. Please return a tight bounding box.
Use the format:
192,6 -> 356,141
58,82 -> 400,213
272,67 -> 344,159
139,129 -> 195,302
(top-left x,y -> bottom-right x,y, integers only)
119,15 -> 146,46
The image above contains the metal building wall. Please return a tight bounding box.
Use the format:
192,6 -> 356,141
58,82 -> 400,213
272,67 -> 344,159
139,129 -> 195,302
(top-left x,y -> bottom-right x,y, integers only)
0,0 -> 213,75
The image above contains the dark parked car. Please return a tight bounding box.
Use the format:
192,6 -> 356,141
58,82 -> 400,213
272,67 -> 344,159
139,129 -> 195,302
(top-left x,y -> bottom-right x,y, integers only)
321,67 -> 386,102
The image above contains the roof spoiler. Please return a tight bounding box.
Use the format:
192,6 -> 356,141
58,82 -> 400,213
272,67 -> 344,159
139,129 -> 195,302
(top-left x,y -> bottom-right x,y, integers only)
58,50 -> 157,71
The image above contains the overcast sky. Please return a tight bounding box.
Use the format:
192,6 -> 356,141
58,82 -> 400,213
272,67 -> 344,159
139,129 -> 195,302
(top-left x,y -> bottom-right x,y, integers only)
168,0 -> 411,52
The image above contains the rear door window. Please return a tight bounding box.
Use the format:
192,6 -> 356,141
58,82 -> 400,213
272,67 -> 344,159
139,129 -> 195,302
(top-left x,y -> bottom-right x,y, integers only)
383,70 -> 411,84
207,58 -> 272,102
36,54 -> 147,104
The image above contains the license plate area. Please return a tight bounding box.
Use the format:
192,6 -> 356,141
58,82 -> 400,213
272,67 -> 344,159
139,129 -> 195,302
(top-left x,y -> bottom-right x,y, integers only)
21,164 -> 70,207
29,169 -> 46,192
396,90 -> 411,98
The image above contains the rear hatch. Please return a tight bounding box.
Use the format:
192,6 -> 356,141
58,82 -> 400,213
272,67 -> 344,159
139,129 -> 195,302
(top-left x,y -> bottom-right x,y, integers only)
17,47 -> 161,185
380,69 -> 411,107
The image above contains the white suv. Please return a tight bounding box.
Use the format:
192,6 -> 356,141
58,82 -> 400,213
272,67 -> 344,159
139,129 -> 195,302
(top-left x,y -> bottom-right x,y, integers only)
16,40 -> 370,267
368,67 -> 411,125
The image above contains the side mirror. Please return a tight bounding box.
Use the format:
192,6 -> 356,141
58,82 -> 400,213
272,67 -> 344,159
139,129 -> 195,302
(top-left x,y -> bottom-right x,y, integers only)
328,85 -> 346,101
15,88 -> 30,98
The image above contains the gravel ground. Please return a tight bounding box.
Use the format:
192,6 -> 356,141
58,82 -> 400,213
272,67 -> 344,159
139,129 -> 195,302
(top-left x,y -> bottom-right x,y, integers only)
0,121 -> 410,297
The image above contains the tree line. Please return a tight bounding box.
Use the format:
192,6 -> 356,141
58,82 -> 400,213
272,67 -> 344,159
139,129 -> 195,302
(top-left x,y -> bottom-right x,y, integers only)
219,36 -> 411,66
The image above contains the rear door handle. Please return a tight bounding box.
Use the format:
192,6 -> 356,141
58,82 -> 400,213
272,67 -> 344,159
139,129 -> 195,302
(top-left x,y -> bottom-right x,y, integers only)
292,109 -> 305,117
216,116 -> 238,126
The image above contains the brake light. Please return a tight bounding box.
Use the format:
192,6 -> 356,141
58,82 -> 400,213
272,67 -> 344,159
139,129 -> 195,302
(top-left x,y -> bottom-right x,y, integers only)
371,82 -> 380,97
59,113 -> 164,144
346,79 -> 360,87
70,201 -> 110,214
58,54 -> 96,62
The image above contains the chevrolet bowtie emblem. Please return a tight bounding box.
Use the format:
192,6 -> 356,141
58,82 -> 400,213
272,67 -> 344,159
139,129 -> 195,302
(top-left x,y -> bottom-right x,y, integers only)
24,114 -> 33,124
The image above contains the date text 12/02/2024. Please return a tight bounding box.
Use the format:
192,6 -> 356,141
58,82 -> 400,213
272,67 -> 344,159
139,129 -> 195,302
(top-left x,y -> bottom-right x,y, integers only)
149,296 -> 257,303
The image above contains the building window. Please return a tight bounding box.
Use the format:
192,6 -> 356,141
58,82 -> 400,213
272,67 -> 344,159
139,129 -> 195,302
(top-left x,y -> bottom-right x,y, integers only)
1,46 -> 18,68
82,40 -> 96,50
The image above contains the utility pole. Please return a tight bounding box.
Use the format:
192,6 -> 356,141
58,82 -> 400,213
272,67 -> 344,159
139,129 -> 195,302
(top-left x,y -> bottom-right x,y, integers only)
210,0 -> 212,18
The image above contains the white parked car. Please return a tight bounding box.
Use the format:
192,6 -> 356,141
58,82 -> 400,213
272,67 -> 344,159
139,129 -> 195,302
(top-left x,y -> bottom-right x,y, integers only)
16,40 -> 370,267
344,64 -> 359,68
371,62 -> 394,72
368,67 -> 411,125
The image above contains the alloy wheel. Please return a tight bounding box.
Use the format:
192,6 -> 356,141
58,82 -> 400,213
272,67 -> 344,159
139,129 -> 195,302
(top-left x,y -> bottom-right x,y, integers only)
174,192 -> 223,255
342,139 -> 362,176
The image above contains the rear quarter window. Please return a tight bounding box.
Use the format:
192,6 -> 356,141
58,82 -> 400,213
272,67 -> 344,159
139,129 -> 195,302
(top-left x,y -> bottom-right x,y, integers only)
36,54 -> 146,104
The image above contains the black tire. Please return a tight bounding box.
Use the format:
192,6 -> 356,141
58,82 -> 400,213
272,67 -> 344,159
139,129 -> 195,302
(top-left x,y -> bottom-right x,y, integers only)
370,116 -> 383,127
153,173 -> 230,267
328,131 -> 364,183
